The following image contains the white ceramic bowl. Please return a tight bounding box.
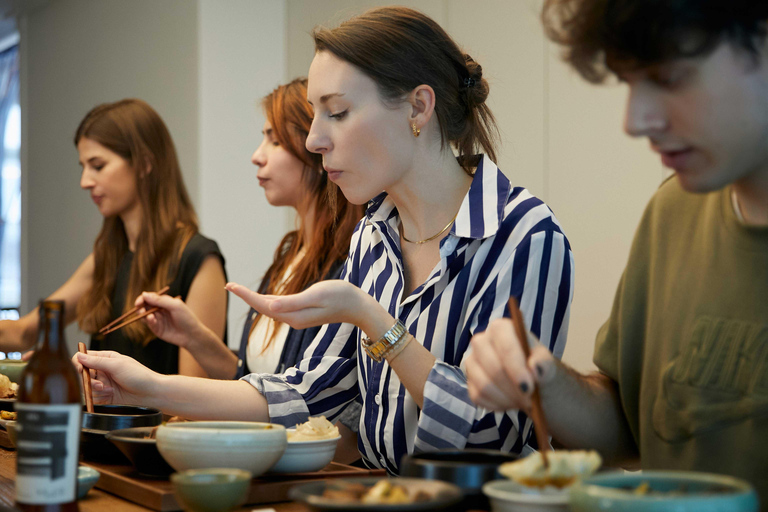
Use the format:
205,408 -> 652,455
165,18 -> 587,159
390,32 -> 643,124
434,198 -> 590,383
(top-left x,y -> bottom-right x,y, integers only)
270,431 -> 340,474
156,421 -> 286,477
483,479 -> 570,512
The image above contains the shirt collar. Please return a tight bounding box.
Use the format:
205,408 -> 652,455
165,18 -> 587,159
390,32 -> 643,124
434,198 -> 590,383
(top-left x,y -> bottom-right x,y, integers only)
364,155 -> 511,241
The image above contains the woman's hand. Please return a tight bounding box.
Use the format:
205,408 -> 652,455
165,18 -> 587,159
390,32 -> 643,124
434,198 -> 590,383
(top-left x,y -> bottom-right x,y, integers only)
465,317 -> 557,412
226,280 -> 382,332
134,292 -> 204,349
72,350 -> 160,407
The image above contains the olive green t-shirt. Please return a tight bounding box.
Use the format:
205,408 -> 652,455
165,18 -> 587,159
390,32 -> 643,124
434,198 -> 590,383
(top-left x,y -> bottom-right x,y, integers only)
594,177 -> 768,504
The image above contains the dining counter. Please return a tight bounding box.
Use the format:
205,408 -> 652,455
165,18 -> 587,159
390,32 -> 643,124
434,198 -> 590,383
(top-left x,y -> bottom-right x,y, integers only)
0,449 -> 311,512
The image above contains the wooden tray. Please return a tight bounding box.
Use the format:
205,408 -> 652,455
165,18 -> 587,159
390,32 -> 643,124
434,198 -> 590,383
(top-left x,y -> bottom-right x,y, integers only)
83,459 -> 386,511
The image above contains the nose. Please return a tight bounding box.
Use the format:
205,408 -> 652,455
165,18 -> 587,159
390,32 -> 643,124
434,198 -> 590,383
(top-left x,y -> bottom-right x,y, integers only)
251,142 -> 266,167
305,118 -> 330,155
623,84 -> 668,138
80,169 -> 95,190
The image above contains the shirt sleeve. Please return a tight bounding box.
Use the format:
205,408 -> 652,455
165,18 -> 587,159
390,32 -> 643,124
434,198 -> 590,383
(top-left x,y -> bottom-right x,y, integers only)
239,222 -> 366,428
415,222 -> 574,453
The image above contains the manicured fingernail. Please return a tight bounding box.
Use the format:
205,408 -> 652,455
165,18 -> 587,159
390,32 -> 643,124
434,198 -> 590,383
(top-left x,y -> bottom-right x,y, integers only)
520,382 -> 529,394
536,364 -> 544,377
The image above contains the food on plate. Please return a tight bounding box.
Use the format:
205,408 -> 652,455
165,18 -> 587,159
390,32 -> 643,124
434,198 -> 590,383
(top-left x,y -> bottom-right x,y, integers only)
322,480 -> 430,504
288,416 -> 339,442
0,374 -> 17,399
1,410 -> 16,420
499,450 -> 602,488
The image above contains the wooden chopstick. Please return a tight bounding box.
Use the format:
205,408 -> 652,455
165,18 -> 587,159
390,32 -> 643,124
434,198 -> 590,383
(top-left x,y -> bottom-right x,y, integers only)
78,342 -> 94,414
98,285 -> 170,334
99,296 -> 179,336
508,296 -> 551,468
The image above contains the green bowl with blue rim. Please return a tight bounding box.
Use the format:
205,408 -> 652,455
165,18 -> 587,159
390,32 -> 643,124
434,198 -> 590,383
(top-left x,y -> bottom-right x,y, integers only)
569,470 -> 758,512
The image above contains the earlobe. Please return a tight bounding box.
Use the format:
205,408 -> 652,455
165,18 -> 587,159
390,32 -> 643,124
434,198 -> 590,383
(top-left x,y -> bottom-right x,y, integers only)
408,84 -> 436,130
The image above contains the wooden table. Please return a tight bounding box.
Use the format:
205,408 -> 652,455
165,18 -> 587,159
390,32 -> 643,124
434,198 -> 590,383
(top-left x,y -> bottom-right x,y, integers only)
0,448 -> 310,512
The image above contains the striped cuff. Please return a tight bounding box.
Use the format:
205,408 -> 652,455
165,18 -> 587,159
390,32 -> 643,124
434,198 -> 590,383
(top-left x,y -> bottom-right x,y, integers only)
414,361 -> 477,452
240,373 -> 310,428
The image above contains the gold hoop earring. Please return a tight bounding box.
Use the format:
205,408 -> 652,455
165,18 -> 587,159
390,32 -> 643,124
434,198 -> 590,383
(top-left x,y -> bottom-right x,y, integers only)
412,123 -> 420,138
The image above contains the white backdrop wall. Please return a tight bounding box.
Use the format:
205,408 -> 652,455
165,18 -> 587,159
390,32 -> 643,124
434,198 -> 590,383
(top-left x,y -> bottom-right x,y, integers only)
19,0 -> 663,370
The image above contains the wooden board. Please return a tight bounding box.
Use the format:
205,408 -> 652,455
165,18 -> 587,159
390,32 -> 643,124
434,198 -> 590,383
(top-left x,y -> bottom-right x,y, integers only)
83,459 -> 386,512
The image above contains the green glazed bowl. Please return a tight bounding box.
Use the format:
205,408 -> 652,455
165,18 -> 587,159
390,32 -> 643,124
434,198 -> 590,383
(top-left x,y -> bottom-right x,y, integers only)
77,466 -> 100,499
171,468 -> 251,512
569,471 -> 759,512
0,361 -> 26,383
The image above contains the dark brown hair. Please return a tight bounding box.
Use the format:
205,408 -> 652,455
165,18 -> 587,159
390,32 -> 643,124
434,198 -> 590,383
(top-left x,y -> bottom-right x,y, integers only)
312,6 -> 499,174
75,99 -> 198,343
253,78 -> 364,347
542,0 -> 768,83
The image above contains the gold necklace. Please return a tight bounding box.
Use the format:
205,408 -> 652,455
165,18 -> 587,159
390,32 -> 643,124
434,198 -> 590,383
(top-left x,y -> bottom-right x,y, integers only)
400,211 -> 459,245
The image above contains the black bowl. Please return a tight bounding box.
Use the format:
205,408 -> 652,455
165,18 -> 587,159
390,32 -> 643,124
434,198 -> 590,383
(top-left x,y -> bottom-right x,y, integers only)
105,426 -> 173,477
401,449 -> 519,507
80,405 -> 163,463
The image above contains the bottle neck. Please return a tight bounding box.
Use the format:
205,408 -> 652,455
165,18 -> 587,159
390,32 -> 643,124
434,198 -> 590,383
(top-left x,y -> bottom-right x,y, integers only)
37,301 -> 66,354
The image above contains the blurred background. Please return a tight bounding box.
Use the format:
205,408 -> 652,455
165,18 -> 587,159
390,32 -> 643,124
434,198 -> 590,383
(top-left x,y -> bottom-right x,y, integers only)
0,0 -> 663,372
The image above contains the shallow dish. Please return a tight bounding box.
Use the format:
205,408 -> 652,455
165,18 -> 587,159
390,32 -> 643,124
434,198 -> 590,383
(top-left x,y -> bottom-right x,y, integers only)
171,468 -> 251,512
483,479 -> 570,512
569,471 -> 759,512
81,404 -> 163,463
288,476 -> 463,511
105,426 -> 174,477
270,430 -> 340,473
156,421 -> 286,477
77,466 -> 101,499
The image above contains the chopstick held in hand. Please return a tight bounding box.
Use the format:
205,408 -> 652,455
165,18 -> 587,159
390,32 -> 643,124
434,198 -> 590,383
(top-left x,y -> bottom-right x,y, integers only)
508,296 -> 551,467
78,342 -> 94,414
98,285 -> 170,335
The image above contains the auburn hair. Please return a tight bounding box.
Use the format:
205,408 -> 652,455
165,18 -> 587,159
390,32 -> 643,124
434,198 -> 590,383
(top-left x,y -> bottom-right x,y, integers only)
75,99 -> 198,343
252,78 -> 363,347
312,6 -> 499,175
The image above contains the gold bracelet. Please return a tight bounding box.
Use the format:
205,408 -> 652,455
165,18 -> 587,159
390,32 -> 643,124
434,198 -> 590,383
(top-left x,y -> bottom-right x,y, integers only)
362,319 -> 407,363
385,333 -> 412,362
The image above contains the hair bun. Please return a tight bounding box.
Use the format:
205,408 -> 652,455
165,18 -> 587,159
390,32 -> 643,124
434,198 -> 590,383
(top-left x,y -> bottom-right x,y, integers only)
462,53 -> 489,105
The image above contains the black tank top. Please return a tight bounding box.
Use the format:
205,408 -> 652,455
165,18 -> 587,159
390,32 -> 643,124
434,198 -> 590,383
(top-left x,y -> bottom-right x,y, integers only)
89,233 -> 227,374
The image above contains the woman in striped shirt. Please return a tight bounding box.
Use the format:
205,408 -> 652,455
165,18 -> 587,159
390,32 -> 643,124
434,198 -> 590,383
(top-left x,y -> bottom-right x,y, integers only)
76,6 -> 574,473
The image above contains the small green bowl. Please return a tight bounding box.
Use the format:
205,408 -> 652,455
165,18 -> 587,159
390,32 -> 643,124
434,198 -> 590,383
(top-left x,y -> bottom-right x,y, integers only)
77,466 -> 100,499
171,468 -> 251,512
569,471 -> 759,512
0,361 -> 27,383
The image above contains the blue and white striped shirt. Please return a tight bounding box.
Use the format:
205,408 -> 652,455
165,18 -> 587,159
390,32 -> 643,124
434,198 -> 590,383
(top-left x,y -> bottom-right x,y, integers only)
243,156 -> 574,473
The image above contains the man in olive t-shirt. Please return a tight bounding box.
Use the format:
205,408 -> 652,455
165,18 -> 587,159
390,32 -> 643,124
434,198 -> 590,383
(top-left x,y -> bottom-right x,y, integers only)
464,0 -> 768,507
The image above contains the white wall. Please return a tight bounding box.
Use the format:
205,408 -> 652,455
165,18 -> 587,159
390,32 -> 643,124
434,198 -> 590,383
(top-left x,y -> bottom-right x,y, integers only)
198,0 -> 287,347
21,0 -> 199,351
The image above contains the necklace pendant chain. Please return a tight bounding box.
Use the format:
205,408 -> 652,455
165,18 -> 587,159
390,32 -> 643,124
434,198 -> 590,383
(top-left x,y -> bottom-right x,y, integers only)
401,211 -> 459,245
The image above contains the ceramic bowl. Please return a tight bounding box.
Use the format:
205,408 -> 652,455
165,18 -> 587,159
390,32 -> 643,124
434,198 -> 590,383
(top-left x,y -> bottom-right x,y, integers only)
483,479 -> 570,512
171,468 -> 251,512
0,360 -> 26,383
105,426 -> 174,477
2,419 -> 17,446
270,430 -> 340,473
81,404 -> 163,463
156,421 -> 286,477
77,466 -> 101,499
569,471 -> 759,512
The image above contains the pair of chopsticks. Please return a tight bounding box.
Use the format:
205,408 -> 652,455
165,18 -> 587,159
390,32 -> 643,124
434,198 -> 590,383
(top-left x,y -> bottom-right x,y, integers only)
508,296 -> 552,467
98,285 -> 170,336
78,343 -> 94,414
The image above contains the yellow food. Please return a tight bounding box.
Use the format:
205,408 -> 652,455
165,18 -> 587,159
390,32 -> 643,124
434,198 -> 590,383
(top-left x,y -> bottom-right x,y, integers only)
0,410 -> 16,420
0,374 -> 17,399
499,450 -> 602,488
288,416 -> 339,442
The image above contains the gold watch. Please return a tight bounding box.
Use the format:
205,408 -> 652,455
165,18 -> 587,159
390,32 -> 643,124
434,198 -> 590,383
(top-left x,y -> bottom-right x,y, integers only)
362,320 -> 407,362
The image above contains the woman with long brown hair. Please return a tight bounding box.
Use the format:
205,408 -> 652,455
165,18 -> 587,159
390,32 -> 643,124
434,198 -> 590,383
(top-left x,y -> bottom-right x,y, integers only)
134,78 -> 363,380
0,98 -> 227,377
76,7 -> 573,472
